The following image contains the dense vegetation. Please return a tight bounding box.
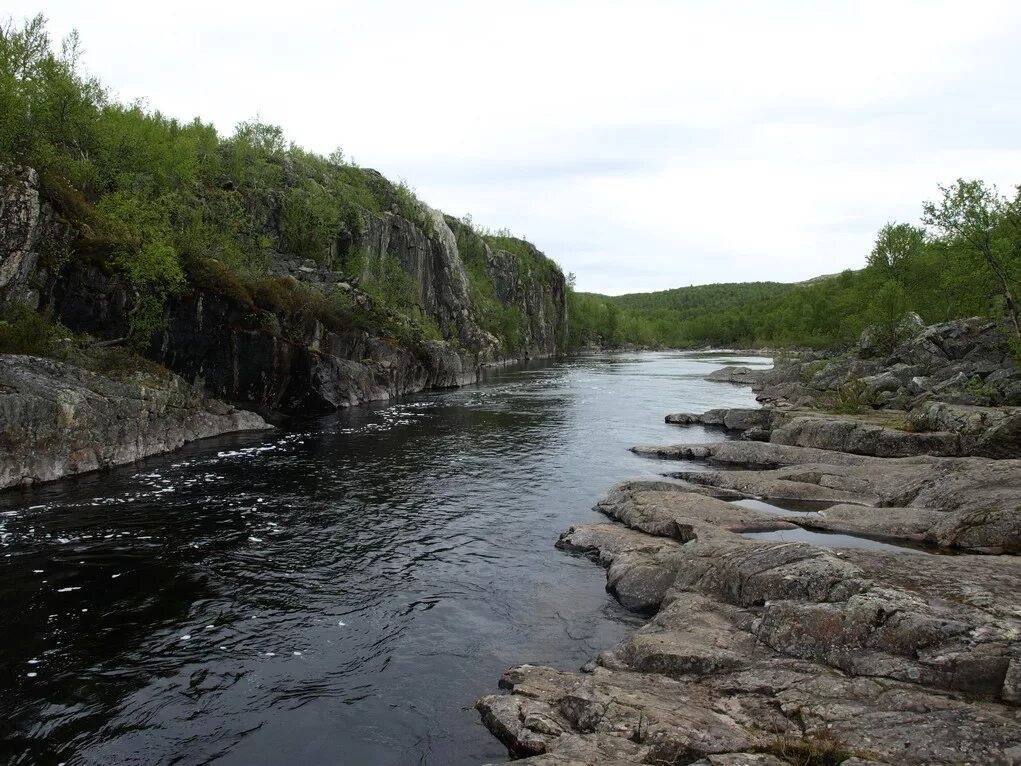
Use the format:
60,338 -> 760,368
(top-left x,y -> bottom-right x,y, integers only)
0,14 -> 557,357
569,181 -> 1021,353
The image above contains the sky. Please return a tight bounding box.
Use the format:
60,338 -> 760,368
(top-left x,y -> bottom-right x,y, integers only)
10,1 -> 1021,294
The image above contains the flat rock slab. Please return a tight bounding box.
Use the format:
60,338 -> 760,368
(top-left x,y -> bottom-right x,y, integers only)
480,479 -> 1021,764
595,483 -> 799,538
704,366 -> 766,386
653,441 -> 1021,553
633,440 -> 872,468
0,354 -> 268,490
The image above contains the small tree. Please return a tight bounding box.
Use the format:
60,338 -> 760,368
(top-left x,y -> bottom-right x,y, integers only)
867,222 -> 925,282
865,280 -> 910,354
922,180 -> 1021,341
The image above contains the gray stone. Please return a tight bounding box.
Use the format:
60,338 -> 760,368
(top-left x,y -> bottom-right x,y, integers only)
768,415 -> 961,457
481,479 -> 1021,764
0,355 -> 268,490
705,366 -> 766,386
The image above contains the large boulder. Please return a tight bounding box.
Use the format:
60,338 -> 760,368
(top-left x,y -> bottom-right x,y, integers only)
892,317 -> 1011,369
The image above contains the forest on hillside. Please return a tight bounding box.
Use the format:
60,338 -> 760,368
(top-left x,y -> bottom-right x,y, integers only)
569,184 -> 1021,353
0,14 -> 558,359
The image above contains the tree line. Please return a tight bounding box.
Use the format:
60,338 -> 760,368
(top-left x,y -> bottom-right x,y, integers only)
568,181 -> 1021,354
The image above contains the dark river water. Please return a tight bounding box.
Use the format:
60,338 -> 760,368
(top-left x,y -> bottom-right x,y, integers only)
0,351 -> 769,766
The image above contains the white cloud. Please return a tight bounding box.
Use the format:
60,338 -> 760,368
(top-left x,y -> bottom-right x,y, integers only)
9,0 -> 1021,293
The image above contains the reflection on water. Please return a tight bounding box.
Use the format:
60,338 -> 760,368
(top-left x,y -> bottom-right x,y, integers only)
740,527 -> 934,555
0,352 -> 762,766
730,498 -> 838,516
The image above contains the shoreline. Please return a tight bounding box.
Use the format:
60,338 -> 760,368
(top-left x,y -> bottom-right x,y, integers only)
0,349 -> 569,493
475,318 -> 1021,765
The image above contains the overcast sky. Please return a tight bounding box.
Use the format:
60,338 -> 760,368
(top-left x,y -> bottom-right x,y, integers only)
11,1 -> 1021,294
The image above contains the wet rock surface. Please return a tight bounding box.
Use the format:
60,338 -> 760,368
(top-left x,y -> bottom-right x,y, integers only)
659,440 -> 1021,553
0,354 -> 267,490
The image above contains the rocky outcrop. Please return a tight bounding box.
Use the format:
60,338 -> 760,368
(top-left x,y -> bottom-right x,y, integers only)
357,207 -> 478,344
908,400 -> 1021,459
758,317 -> 1021,411
704,366 -> 765,386
0,354 -> 267,490
1,168 -> 568,417
477,481 -> 1021,765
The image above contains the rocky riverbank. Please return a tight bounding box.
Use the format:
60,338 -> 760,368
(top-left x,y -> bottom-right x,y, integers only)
476,317 -> 1021,765
0,355 -> 267,490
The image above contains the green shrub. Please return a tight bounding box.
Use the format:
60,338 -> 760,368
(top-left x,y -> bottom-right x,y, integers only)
757,731 -> 859,766
280,181 -> 341,263
0,301 -> 62,355
832,377 -> 877,414
92,191 -> 186,345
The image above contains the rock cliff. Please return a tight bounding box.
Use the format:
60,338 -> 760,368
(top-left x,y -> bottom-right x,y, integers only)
1,166 -> 568,416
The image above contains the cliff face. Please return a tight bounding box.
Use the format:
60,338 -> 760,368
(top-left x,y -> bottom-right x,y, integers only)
1,166 -> 568,416
44,267 -> 479,412
0,167 -> 72,311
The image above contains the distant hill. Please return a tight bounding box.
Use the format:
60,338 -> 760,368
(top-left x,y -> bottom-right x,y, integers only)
566,244 -> 998,349
566,269 -> 887,349
608,281 -> 795,315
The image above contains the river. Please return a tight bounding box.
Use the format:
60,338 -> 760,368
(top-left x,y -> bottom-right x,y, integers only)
0,351 -> 768,765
